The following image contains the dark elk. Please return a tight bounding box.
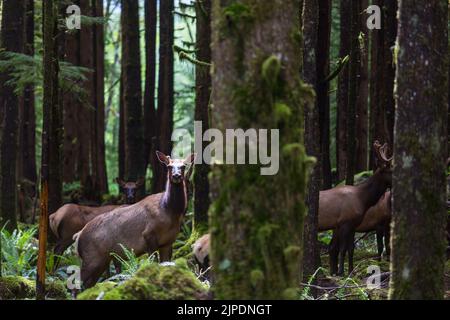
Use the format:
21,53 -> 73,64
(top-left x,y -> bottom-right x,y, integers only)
75,152 -> 194,288
318,141 -> 392,275
356,191 -> 392,260
49,178 -> 141,269
116,177 -> 145,204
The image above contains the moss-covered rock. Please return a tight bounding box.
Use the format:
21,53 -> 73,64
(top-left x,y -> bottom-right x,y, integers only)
0,276 -> 69,300
78,259 -> 208,300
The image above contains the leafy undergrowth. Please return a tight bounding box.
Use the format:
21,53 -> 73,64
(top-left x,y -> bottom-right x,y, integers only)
78,258 -> 209,300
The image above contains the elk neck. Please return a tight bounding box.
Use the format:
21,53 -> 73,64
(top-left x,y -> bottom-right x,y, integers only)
160,178 -> 187,215
357,170 -> 390,210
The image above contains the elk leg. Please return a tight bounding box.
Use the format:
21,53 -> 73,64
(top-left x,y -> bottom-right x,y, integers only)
53,240 -> 71,272
81,259 -> 109,289
337,225 -> 351,276
384,223 -> 391,261
159,245 -> 173,262
375,226 -> 384,260
113,258 -> 122,274
329,230 -> 339,275
347,230 -> 356,274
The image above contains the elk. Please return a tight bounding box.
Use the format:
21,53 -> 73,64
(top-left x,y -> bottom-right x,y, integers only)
116,177 -> 145,204
318,141 -> 392,275
193,233 -> 210,278
49,178 -> 142,265
356,191 -> 392,260
75,151 -> 194,288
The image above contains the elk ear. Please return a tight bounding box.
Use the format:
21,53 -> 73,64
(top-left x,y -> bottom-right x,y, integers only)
136,177 -> 145,187
156,151 -> 170,166
184,153 -> 196,165
115,177 -> 126,187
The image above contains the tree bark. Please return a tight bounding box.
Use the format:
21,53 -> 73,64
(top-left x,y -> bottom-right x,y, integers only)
302,0 -> 321,281
144,0 -> 157,186
355,0 -> 369,172
317,0 -> 332,189
345,0 -> 360,185
153,0 -> 174,193
210,0 -> 313,299
0,0 -> 25,231
336,0 -> 350,182
389,0 -> 448,300
194,0 -> 212,228
121,0 -> 144,186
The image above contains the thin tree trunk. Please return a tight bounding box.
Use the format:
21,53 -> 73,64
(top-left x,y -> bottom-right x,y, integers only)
144,0 -> 157,185
121,0 -> 144,186
194,0 -> 211,228
390,0 -> 448,300
153,0 -> 174,193
0,0 -> 25,231
210,0 -> 312,299
317,0 -> 332,189
336,0 -> 350,182
355,0 -> 369,172
302,0 -> 321,282
345,0 -> 360,185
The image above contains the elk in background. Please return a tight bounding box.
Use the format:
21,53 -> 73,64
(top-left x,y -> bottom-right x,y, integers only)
318,141 -> 392,275
116,177 -> 145,204
356,191 -> 392,260
75,152 -> 194,288
193,233 -> 211,280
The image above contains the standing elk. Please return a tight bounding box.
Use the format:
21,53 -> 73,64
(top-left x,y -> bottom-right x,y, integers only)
356,191 -> 392,260
318,141 -> 392,275
75,151 -> 194,288
116,177 -> 145,204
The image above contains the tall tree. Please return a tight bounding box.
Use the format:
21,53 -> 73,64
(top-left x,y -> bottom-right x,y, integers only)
210,0 -> 313,299
0,0 -> 25,231
153,0 -> 174,193
143,0 -> 157,184
336,0 -> 350,182
345,0 -> 360,185
317,0 -> 332,189
121,0 -> 144,186
37,0 -> 59,299
302,0 -> 321,281
355,0 -> 369,172
194,0 -> 212,228
389,0 -> 448,300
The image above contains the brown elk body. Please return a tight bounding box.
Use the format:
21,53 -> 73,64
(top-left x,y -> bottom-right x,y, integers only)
356,191 -> 392,260
318,141 -> 392,275
76,152 -> 193,288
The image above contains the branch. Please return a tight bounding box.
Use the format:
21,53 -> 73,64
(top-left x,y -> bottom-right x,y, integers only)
322,55 -> 349,84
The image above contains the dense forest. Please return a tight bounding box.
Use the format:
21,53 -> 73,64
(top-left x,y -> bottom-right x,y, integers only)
0,0 -> 449,302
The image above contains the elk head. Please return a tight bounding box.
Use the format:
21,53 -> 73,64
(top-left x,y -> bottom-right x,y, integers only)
373,140 -> 393,187
116,177 -> 145,204
156,151 -> 195,185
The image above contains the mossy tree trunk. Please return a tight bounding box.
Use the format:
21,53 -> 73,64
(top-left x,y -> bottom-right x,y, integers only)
0,0 -> 25,231
301,0 -> 321,281
336,0 -> 350,182
194,0 -> 212,228
345,0 -> 360,185
121,0 -> 144,190
210,0 -> 314,299
153,0 -> 175,193
389,0 -> 448,300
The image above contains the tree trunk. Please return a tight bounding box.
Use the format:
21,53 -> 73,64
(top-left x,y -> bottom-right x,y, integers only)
0,0 -> 25,231
121,0 -> 144,186
210,0 -> 313,299
144,0 -> 157,186
336,0 -> 350,182
194,0 -> 212,228
302,0 -> 321,281
153,0 -> 174,193
345,0 -> 360,185
355,0 -> 369,172
317,0 -> 332,189
389,0 -> 448,300
37,0 -> 59,299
